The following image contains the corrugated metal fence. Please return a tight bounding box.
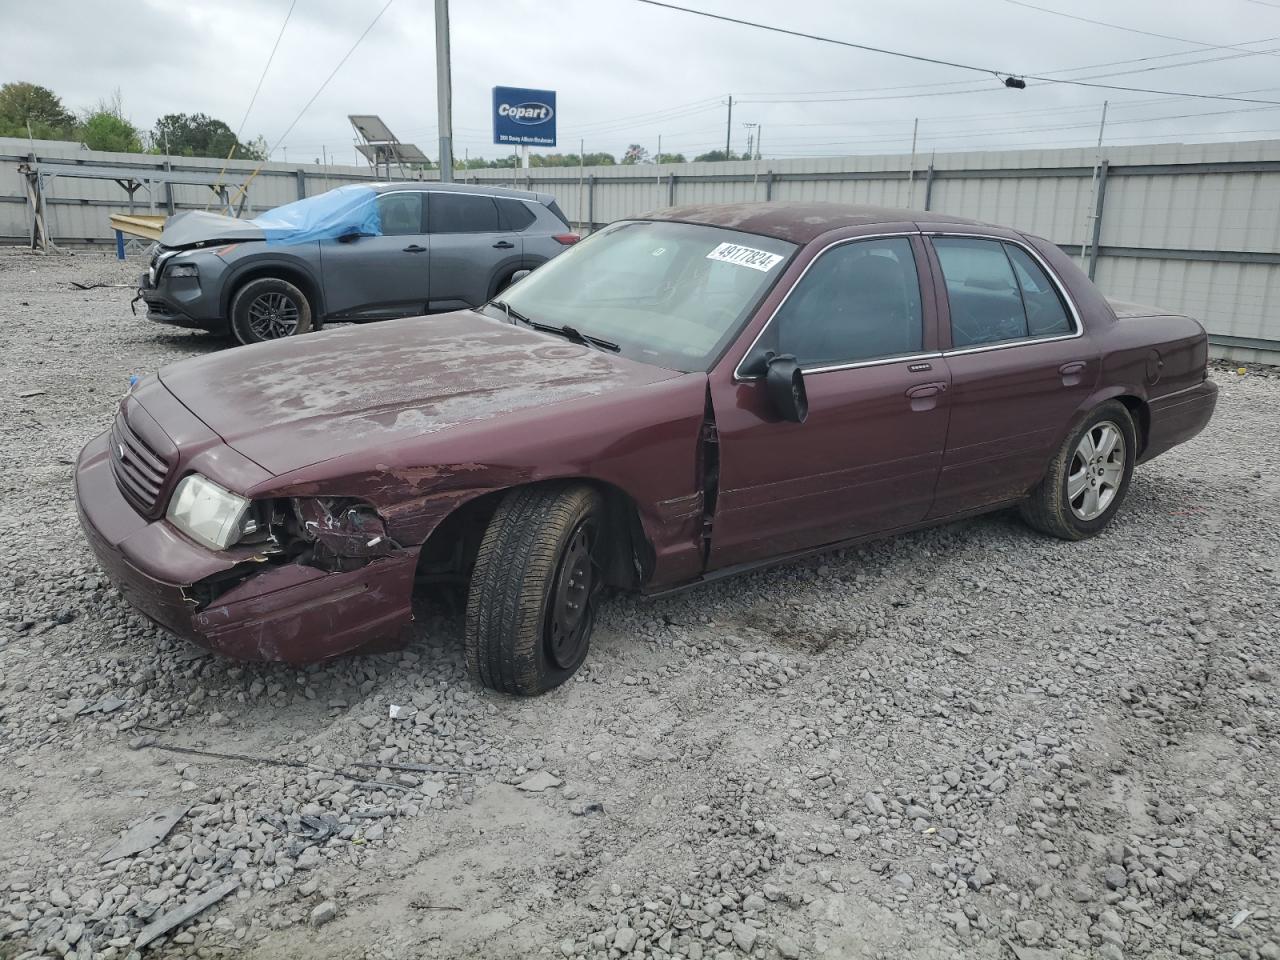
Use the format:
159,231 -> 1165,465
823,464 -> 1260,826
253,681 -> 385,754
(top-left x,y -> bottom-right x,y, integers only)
5,137 -> 1279,363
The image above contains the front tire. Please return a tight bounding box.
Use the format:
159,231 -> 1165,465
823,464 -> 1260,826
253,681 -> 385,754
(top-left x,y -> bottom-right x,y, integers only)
465,484 -> 604,696
1020,400 -> 1136,540
230,277 -> 313,345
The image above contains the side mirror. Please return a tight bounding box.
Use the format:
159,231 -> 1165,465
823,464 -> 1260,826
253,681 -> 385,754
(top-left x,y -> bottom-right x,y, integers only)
338,231 -> 361,244
765,353 -> 808,423
510,269 -> 532,284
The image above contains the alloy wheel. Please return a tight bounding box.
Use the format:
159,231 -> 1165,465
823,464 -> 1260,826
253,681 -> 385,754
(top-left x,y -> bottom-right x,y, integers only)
1067,420 -> 1126,521
246,291 -> 301,339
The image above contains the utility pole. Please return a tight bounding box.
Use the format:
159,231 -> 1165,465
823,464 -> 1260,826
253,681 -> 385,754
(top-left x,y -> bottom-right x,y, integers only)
434,0 -> 454,182
1080,100 -> 1109,269
908,117 -> 919,203
743,122 -> 758,162
724,95 -> 733,158
755,126 -> 762,161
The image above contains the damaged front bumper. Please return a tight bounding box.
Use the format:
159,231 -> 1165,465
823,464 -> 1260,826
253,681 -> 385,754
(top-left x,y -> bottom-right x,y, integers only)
75,431 -> 418,663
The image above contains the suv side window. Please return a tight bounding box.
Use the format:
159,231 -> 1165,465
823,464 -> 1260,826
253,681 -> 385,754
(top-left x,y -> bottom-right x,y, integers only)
428,192 -> 501,233
934,237 -> 1075,348
771,237 -> 923,368
375,192 -> 425,237
1005,244 -> 1074,336
497,198 -> 536,231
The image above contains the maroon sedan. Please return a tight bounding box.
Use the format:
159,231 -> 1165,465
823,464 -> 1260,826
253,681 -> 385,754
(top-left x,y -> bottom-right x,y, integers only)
76,203 -> 1217,695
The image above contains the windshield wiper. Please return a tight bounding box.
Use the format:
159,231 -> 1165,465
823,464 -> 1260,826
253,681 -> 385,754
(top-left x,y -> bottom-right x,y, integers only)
546,323 -> 620,352
491,300 -> 619,352
490,298 -> 530,327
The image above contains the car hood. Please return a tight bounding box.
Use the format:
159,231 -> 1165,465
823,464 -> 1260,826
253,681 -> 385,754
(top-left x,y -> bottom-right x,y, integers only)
157,312 -> 680,475
159,211 -> 267,249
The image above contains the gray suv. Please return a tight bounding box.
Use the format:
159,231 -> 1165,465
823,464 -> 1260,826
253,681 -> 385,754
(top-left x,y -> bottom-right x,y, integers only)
138,182 -> 578,344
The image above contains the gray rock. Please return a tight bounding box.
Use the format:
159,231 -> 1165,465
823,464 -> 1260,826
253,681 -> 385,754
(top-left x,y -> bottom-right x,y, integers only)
1016,918 -> 1045,944
776,935 -> 801,959
310,901 -> 337,927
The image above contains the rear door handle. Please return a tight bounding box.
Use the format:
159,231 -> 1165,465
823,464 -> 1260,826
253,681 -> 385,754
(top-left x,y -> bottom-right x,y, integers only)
492,240 -> 515,249
1059,360 -> 1087,385
403,244 -> 427,253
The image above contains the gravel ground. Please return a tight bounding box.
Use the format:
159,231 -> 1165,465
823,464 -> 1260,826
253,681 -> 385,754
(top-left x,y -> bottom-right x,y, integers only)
1,246 -> 1277,960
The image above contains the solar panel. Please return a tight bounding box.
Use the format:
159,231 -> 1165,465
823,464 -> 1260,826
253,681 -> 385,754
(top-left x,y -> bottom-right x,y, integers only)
349,114 -> 397,143
393,143 -> 429,163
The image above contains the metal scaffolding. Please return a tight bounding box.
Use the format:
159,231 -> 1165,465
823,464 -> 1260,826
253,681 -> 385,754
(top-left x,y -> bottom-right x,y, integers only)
17,158 -> 250,253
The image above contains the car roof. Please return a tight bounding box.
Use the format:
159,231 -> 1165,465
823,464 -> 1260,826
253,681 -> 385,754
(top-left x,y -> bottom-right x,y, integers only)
369,181 -> 551,204
639,201 -> 988,245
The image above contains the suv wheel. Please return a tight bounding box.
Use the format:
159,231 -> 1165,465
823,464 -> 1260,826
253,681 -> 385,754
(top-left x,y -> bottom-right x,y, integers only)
230,277 -> 313,344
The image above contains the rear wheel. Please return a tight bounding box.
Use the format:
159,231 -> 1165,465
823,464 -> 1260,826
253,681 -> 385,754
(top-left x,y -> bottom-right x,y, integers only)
230,277 -> 313,344
465,484 -> 604,696
1020,400 -> 1136,540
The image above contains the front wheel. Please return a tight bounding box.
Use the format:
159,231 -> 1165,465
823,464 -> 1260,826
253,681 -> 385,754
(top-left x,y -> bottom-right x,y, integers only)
230,277 -> 313,345
465,484 -> 605,696
1019,400 -> 1137,540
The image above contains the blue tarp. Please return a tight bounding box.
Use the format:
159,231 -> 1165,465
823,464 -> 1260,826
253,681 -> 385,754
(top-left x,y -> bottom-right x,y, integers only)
251,184 -> 382,245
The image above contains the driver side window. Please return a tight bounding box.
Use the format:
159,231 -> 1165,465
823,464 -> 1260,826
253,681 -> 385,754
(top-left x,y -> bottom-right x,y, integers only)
771,237 -> 924,368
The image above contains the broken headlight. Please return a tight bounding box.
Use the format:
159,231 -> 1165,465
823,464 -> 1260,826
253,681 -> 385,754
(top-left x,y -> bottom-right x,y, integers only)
167,262 -> 199,279
166,474 -> 256,551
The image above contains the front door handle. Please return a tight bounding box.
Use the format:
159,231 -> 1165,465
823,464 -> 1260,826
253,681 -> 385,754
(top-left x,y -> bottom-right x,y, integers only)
905,381 -> 947,412
905,382 -> 947,399
1059,360 -> 1087,386
403,244 -> 427,253
492,240 -> 515,249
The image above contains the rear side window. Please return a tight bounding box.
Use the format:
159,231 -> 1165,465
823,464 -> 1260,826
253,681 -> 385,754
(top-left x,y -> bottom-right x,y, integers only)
375,192 -> 425,236
545,200 -> 571,228
428,193 -> 500,233
1005,245 -> 1074,336
496,198 -> 536,231
934,237 -> 1074,348
771,237 -> 923,368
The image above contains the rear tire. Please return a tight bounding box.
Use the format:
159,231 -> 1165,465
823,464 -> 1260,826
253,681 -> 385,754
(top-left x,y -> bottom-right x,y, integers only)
1019,400 -> 1136,540
465,484 -> 604,696
230,277 -> 313,345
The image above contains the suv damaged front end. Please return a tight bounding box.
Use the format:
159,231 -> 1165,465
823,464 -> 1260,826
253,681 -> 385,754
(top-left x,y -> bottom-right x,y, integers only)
75,377 -> 419,663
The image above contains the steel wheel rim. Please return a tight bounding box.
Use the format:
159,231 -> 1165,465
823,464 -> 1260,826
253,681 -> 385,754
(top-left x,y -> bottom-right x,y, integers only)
1067,420 -> 1125,521
246,291 -> 300,339
547,520 -> 596,670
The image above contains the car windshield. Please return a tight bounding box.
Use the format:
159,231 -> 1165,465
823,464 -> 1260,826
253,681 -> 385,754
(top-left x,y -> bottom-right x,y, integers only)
492,220 -> 797,371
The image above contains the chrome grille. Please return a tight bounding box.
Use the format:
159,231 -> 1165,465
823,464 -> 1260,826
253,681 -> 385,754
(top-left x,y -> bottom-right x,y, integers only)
109,411 -> 171,514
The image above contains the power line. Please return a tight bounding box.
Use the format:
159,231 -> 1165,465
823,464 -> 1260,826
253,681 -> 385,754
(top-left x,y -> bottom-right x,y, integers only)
1001,0 -> 1280,56
235,0 -> 297,140
232,0 -> 396,202
630,0 -> 1280,106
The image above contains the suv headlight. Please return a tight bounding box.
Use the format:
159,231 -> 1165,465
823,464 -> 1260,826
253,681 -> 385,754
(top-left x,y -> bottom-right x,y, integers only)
168,262 -> 199,278
167,474 -> 253,551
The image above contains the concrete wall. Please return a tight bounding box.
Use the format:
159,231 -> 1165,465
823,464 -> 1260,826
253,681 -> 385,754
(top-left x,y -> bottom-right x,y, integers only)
5,136 -> 1279,362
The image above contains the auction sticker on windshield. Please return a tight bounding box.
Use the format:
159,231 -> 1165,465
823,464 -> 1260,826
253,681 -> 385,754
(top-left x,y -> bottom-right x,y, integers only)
705,242 -> 785,272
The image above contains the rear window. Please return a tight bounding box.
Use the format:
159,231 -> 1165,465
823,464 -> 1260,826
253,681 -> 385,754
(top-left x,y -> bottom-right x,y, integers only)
429,193 -> 500,233
545,199 -> 571,229
497,198 -> 536,231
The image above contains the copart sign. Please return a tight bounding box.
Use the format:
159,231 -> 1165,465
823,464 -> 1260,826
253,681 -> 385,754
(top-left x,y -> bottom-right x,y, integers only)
493,86 -> 557,147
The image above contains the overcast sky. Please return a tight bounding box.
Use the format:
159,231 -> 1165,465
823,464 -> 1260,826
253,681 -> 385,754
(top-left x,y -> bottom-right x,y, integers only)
5,0 -> 1280,165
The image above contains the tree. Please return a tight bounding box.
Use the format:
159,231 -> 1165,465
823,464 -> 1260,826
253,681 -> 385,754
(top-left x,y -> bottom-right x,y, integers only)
655,152 -> 686,164
78,92 -> 141,152
621,143 -> 649,165
152,112 -> 265,160
0,81 -> 74,139
692,149 -> 747,163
